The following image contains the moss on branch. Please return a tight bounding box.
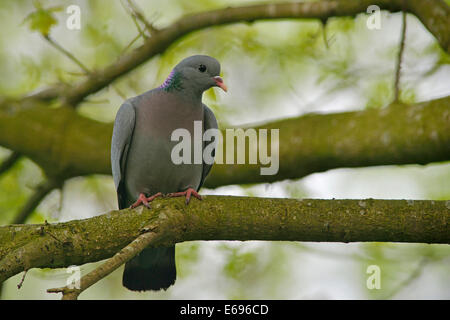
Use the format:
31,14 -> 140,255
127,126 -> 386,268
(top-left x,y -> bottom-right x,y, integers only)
1,196 -> 449,283
1,97 -> 449,186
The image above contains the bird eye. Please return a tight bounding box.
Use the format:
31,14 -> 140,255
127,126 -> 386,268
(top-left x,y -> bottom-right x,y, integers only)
198,64 -> 207,73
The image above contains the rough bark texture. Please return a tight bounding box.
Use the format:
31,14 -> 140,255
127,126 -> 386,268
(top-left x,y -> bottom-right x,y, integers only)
1,196 -> 449,283
1,97 -> 449,186
207,97 -> 450,187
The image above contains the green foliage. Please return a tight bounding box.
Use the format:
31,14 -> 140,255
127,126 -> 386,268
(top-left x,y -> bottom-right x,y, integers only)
0,161 -> 27,224
22,1 -> 62,36
223,245 -> 257,280
0,150 -> 45,225
176,242 -> 201,278
219,243 -> 292,299
81,23 -> 124,67
365,80 -> 393,108
361,243 -> 450,299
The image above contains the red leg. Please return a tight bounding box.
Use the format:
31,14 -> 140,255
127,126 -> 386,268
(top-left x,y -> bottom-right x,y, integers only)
167,188 -> 202,205
130,192 -> 163,209
147,192 -> 163,202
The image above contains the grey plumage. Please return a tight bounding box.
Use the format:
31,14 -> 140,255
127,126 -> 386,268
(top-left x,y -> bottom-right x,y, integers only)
111,55 -> 224,291
111,101 -> 135,210
199,104 -> 218,190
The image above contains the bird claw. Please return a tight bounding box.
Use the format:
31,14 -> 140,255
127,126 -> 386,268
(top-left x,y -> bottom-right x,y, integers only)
129,192 -> 163,209
167,188 -> 202,205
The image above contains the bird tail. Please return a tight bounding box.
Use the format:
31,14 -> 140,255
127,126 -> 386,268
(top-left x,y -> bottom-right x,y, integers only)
122,246 -> 176,291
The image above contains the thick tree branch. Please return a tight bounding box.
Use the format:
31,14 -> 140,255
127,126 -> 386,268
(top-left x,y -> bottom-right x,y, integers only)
1,197 -> 449,285
206,97 -> 450,187
27,0 -> 450,105
0,151 -> 21,177
406,0 -> 450,53
1,96 -> 448,185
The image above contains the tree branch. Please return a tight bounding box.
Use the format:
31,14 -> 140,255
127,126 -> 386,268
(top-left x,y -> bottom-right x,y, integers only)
43,35 -> 91,75
0,96 -> 448,185
0,151 -> 21,177
124,0 -> 158,35
120,0 -> 147,40
26,0 -> 450,106
1,196 -> 448,286
47,229 -> 160,300
406,0 -> 450,53
394,11 -> 407,103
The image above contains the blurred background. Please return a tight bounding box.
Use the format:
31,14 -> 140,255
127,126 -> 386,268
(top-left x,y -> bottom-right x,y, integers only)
0,0 -> 449,299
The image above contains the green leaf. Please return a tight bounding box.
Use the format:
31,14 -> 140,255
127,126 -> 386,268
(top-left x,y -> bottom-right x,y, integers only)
23,8 -> 59,36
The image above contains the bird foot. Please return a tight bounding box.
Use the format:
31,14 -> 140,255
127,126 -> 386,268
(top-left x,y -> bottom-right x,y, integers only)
130,192 -> 163,209
167,188 -> 202,205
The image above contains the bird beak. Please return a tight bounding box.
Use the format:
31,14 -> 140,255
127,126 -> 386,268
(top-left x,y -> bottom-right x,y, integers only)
213,76 -> 228,92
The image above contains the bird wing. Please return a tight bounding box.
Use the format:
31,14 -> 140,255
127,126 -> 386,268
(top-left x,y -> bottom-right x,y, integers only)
111,100 -> 136,209
198,104 -> 218,191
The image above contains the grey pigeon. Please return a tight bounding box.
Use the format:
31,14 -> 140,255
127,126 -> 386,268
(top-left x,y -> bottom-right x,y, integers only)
111,55 -> 226,291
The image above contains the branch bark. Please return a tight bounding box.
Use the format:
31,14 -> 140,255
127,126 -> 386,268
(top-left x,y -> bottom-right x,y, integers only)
1,196 -> 449,285
0,151 -> 21,177
1,96 -> 449,186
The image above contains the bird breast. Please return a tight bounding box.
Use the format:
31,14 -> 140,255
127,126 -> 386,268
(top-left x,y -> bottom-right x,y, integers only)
124,94 -> 204,198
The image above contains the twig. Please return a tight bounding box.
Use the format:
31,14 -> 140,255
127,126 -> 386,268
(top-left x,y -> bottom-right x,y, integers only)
12,180 -> 59,224
393,11 -> 407,103
17,270 -> 28,289
43,34 -> 127,105
124,0 -> 158,35
120,33 -> 142,55
47,227 -> 160,300
112,85 -> 127,100
24,85 -> 66,102
83,98 -> 110,104
0,151 -> 21,177
321,18 -> 329,49
65,71 -> 89,77
120,0 -> 147,40
44,33 -> 130,105
43,35 -> 91,75
384,258 -> 428,299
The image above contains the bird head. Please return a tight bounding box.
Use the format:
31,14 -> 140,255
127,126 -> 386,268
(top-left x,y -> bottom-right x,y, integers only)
168,55 -> 227,94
